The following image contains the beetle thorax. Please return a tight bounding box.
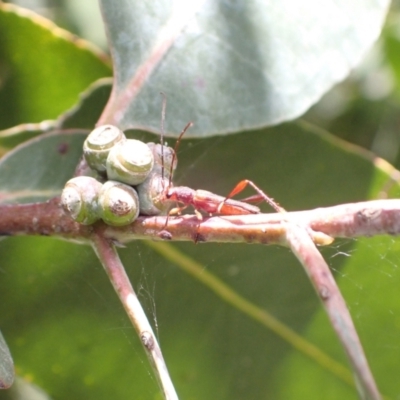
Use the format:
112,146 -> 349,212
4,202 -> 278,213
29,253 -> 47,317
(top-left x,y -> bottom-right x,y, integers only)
166,186 -> 194,205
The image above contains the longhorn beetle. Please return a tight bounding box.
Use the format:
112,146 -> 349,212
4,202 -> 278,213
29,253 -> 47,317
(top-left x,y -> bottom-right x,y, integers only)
156,94 -> 283,224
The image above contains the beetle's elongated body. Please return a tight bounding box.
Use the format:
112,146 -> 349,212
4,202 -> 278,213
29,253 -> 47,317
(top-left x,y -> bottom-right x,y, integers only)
165,186 -> 260,217
153,96 -> 281,225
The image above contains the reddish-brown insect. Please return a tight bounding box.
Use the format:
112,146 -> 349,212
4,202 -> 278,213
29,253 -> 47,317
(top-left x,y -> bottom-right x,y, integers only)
165,186 -> 260,219
158,96 -> 282,219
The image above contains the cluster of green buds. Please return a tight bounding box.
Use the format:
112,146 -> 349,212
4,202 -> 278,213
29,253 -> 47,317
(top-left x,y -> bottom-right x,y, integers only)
61,125 -> 176,226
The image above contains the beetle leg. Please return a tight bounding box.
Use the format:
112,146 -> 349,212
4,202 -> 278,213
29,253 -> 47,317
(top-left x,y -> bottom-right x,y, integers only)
194,209 -> 203,220
222,179 -> 284,213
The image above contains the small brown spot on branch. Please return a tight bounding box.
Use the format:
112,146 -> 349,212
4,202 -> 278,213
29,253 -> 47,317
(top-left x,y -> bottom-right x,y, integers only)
141,331 -> 154,351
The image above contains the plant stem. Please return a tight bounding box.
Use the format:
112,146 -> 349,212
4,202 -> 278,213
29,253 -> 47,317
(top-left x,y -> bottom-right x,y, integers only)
284,221 -> 381,400
2,198 -> 400,245
91,232 -> 178,400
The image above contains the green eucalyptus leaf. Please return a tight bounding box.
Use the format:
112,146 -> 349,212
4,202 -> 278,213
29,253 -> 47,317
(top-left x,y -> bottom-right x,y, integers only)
384,24 -> 400,93
1,377 -> 51,400
99,0 -> 390,137
58,78 -> 113,130
0,79 -> 112,149
0,131 -> 86,204
0,121 -> 58,150
0,238 -> 160,400
0,3 -> 111,130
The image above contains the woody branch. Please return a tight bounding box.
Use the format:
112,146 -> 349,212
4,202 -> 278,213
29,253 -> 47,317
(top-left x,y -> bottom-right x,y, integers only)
1,197 -> 400,245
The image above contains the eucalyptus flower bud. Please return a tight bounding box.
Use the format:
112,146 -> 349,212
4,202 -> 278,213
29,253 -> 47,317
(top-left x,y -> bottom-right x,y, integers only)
83,125 -> 126,172
98,181 -> 139,226
136,172 -> 171,216
106,139 -> 154,185
147,142 -> 177,176
61,176 -> 102,225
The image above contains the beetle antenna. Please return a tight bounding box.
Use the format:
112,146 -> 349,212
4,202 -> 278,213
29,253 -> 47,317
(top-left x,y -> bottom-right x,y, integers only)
160,92 -> 167,181
168,122 -> 193,189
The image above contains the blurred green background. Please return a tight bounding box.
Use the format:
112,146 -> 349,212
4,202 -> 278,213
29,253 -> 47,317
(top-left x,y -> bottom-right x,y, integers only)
1,1 -> 400,400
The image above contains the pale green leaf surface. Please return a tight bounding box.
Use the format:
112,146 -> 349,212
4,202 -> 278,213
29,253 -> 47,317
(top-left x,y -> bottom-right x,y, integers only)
0,79 -> 112,149
100,0 -> 390,137
1,123 -> 399,399
0,122 -> 57,150
1,377 -> 51,400
0,3 -> 111,130
0,132 -> 86,204
58,78 -> 113,130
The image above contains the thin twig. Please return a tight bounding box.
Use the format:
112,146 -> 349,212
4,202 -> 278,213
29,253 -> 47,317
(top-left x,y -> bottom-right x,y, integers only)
91,232 -> 178,400
283,221 -> 381,400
